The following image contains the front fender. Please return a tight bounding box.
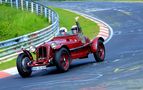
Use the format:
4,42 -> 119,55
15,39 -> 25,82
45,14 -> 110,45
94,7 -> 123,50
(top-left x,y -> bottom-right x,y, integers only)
22,49 -> 33,60
54,44 -> 64,50
54,44 -> 70,54
91,37 -> 104,52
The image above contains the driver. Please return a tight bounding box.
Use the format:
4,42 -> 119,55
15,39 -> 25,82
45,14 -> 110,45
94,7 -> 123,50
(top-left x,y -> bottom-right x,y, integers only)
71,25 -> 86,43
59,27 -> 67,36
71,25 -> 78,34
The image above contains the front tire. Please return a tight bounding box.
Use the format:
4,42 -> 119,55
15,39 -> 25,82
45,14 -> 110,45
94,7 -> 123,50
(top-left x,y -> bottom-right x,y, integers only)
16,53 -> 32,78
93,40 -> 105,62
55,48 -> 71,72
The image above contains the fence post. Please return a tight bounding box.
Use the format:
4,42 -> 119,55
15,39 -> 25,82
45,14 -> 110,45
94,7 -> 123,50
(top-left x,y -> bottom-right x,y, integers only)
5,0 -> 7,3
31,2 -> 34,13
36,4 -> 39,15
51,11 -> 53,23
10,0 -> 13,7
0,0 -> 2,4
16,0 -> 18,9
40,6 -> 43,15
44,8 -> 47,18
26,1 -> 28,10
48,9 -> 51,23
21,0 -> 23,10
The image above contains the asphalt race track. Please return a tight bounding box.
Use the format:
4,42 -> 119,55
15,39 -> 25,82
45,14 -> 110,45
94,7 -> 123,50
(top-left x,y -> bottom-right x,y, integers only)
1,1 -> 143,90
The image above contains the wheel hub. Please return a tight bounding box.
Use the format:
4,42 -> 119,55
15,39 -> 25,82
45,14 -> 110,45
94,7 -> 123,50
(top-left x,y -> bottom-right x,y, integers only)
22,57 -> 31,72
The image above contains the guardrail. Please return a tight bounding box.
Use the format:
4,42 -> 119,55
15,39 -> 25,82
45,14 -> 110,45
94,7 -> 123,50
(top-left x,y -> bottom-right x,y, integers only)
0,0 -> 59,61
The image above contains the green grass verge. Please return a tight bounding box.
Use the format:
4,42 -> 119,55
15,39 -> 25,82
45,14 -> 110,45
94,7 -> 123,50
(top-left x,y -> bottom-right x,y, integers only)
0,53 -> 36,70
0,7 -> 99,70
47,0 -> 143,2
0,59 -> 16,70
0,4 -> 49,41
50,7 -> 99,39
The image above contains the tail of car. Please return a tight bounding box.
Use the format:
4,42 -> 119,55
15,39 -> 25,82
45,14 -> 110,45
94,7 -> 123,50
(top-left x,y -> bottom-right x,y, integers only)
91,37 -> 104,53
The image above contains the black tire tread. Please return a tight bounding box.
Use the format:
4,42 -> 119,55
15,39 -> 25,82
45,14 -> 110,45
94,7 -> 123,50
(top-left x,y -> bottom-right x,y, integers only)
16,53 -> 32,78
93,40 -> 105,62
54,48 -> 70,72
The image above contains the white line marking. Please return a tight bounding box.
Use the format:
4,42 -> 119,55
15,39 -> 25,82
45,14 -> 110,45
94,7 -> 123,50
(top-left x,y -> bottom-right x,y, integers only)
22,73 -> 103,88
85,8 -> 113,12
112,59 -> 120,62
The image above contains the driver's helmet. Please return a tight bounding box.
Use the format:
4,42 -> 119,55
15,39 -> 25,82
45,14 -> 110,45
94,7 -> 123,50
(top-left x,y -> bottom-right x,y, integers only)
71,25 -> 78,34
59,27 -> 67,35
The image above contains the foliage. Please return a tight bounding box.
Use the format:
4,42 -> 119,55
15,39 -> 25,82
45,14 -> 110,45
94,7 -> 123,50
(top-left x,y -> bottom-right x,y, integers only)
0,4 -> 49,41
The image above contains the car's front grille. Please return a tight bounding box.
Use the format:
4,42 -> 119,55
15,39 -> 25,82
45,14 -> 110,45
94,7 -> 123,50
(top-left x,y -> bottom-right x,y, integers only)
38,46 -> 47,59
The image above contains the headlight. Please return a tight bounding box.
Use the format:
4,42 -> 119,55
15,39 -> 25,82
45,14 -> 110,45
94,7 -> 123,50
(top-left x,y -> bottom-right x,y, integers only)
51,42 -> 57,49
29,45 -> 36,52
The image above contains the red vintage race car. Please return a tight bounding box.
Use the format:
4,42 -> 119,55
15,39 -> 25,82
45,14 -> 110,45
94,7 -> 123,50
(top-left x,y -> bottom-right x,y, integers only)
16,17 -> 105,78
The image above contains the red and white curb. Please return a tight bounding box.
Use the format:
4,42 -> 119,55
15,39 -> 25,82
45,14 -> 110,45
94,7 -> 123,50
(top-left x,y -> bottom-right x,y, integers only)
0,67 -> 18,78
97,23 -> 109,40
0,9 -> 113,79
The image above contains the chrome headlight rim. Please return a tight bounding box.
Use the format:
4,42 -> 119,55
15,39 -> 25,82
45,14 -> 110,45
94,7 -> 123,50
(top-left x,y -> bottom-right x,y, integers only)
29,45 -> 36,52
51,42 -> 57,49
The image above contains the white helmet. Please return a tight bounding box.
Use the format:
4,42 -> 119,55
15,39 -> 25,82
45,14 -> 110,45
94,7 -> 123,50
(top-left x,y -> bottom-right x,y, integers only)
59,27 -> 67,35
71,25 -> 78,34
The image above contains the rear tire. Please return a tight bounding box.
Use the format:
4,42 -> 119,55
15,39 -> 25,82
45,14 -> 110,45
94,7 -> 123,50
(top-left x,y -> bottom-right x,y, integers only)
93,40 -> 105,62
55,48 -> 71,72
16,53 -> 32,78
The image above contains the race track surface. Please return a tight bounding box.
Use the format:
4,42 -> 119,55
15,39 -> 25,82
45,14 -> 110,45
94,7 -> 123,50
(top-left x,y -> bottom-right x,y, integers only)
1,1 -> 143,90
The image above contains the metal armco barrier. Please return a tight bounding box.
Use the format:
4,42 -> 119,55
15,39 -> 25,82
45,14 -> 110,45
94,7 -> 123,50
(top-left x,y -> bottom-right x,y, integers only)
0,0 -> 59,61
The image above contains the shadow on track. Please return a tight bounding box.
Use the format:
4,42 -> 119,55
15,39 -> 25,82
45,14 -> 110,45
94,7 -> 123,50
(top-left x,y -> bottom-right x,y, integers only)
31,60 -> 96,77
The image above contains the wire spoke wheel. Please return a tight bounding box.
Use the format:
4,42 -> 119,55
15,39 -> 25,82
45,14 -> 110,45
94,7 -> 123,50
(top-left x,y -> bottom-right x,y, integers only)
17,53 -> 32,78
97,43 -> 105,60
93,40 -> 105,62
60,52 -> 69,70
55,48 -> 71,72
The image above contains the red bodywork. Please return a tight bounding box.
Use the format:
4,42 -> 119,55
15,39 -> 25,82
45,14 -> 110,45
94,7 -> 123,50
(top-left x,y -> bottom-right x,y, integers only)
24,34 -> 104,67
